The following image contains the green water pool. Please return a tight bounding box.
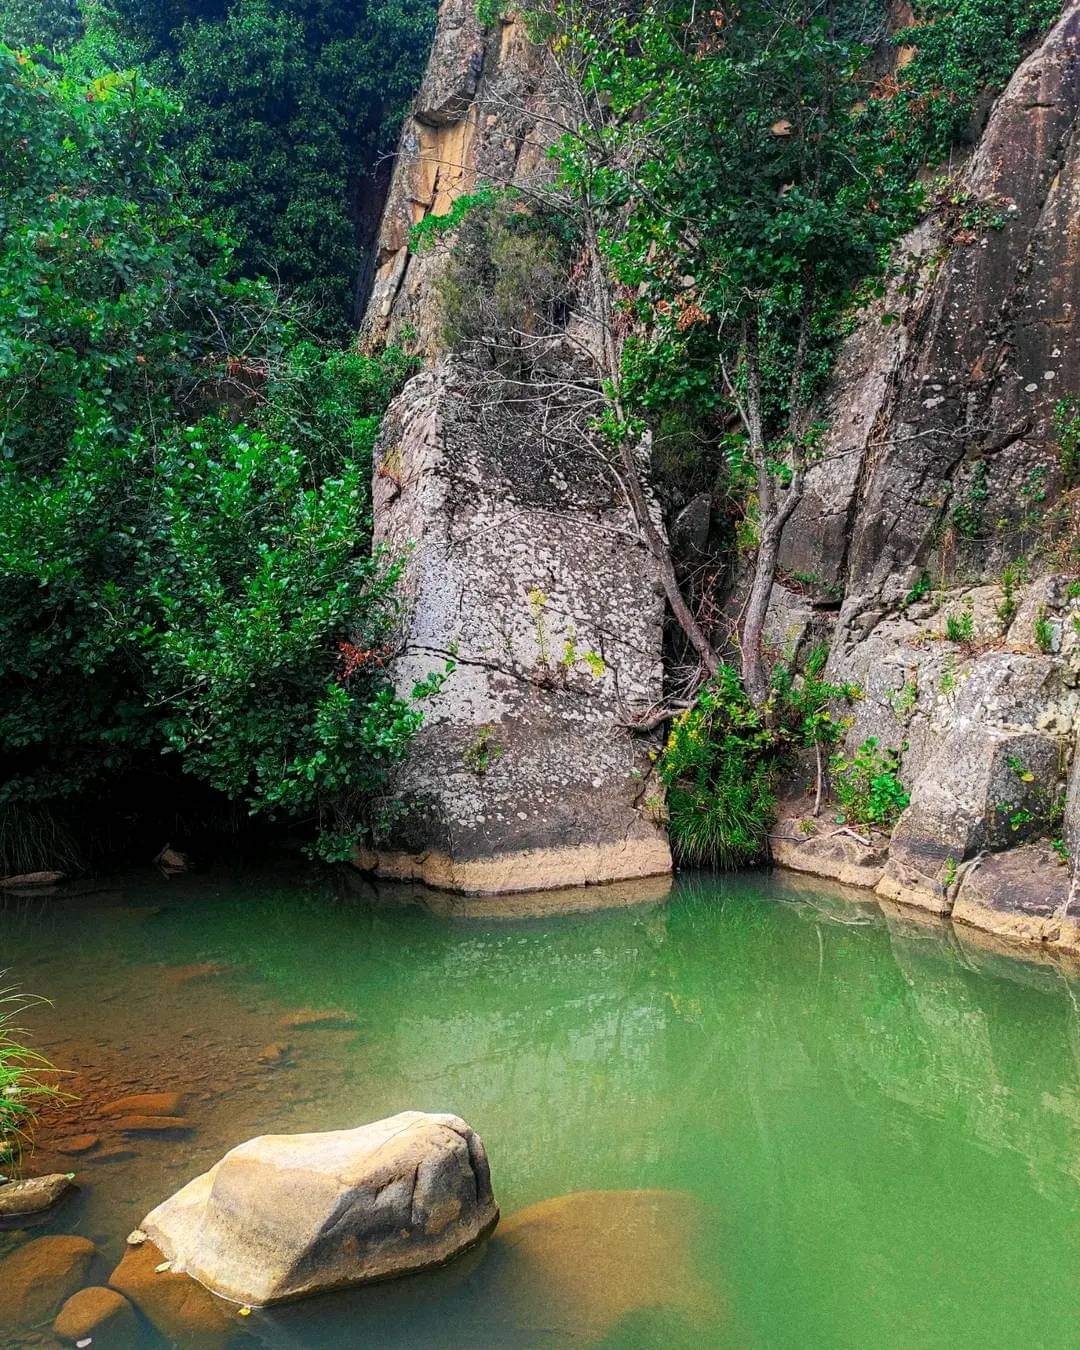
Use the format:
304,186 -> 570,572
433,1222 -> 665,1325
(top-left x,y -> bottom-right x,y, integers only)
2,867 -> 1078,1347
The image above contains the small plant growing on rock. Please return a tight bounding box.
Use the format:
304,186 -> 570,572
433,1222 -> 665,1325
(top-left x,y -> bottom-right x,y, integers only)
528,589 -> 551,666
945,604 -> 974,644
462,726 -> 503,776
995,561 -> 1024,631
888,678 -> 918,720
942,856 -> 958,889
903,571 -> 932,609
1033,605 -> 1055,653
559,634 -> 606,680
1054,396 -> 1080,486
830,738 -> 909,828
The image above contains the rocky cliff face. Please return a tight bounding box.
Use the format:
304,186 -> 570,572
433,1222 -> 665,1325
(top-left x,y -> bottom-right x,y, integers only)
363,0 -> 564,352
358,0 -> 669,892
773,4 -> 1080,953
362,0 -> 1078,937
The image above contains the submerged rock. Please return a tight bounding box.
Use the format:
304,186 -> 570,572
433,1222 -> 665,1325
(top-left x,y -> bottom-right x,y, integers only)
53,1286 -> 137,1347
0,1174 -> 75,1218
100,1091 -> 187,1117
53,1135 -> 100,1157
138,1111 -> 499,1307
109,1240 -> 240,1350
484,1189 -> 719,1343
115,1114 -> 193,1137
0,1235 -> 97,1332
278,1008 -> 356,1031
0,871 -> 65,889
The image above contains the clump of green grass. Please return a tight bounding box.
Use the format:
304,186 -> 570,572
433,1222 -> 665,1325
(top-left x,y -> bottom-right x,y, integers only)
0,981 -> 64,1169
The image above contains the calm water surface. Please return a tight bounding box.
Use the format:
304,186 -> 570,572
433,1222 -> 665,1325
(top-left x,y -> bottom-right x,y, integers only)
2,868 -> 1078,1347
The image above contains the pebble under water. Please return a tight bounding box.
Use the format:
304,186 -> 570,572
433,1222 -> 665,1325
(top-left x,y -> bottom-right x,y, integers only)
2,866 -> 1078,1347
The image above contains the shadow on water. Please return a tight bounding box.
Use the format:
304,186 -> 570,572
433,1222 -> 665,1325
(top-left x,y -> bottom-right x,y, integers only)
1,866 -> 1078,1347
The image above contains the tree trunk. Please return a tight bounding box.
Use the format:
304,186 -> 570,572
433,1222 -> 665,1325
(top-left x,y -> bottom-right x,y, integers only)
740,518 -> 784,705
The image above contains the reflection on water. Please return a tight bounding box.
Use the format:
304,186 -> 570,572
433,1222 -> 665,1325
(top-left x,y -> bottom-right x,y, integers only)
2,867 -> 1078,1347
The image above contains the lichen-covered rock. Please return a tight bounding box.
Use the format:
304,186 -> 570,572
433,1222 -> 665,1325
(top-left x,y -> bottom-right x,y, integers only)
137,1111 -> 499,1307
765,7 -> 1080,958
365,360 -> 671,893
777,0 -> 1080,603
950,842 -> 1072,945
879,724 -> 1062,911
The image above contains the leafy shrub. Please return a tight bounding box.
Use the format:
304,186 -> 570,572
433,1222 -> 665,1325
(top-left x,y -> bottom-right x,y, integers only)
0,49 -> 422,857
830,738 -> 909,827
142,420 -> 425,853
659,646 -> 859,868
659,665 -> 775,868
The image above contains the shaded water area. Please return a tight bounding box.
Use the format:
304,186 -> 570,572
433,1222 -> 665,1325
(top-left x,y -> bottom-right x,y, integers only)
2,867 -> 1079,1347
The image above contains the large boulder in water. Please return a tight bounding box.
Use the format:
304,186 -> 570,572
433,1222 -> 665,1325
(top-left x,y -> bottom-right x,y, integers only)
138,1111 -> 499,1307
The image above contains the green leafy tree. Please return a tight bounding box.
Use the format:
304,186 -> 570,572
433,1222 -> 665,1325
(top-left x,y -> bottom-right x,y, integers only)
551,0 -> 918,702
0,0 -> 83,51
0,47 -> 419,862
95,0 -> 437,328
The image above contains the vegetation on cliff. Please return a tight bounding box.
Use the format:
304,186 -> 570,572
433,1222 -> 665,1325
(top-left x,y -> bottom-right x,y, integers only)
0,48 -> 421,867
428,0 -> 1063,865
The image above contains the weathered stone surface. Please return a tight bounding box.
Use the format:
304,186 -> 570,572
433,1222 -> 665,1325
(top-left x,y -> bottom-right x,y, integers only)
109,1241 -> 240,1350
770,799 -> 889,890
139,1111 -> 498,1307
366,360 -> 671,893
0,1236 -> 97,1332
53,1286 -> 137,1348
771,10 -> 1080,956
0,1174 -> 74,1218
951,842 -> 1071,945
364,3 -> 564,351
831,5 -> 1080,620
880,725 -> 1061,911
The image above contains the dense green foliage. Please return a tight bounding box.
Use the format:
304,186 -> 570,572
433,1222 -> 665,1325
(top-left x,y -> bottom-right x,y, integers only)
0,0 -> 83,51
0,0 -> 437,329
659,667 -> 778,868
830,738 -> 910,827
0,49 -> 420,862
658,648 -> 860,867
882,0 -> 1061,166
